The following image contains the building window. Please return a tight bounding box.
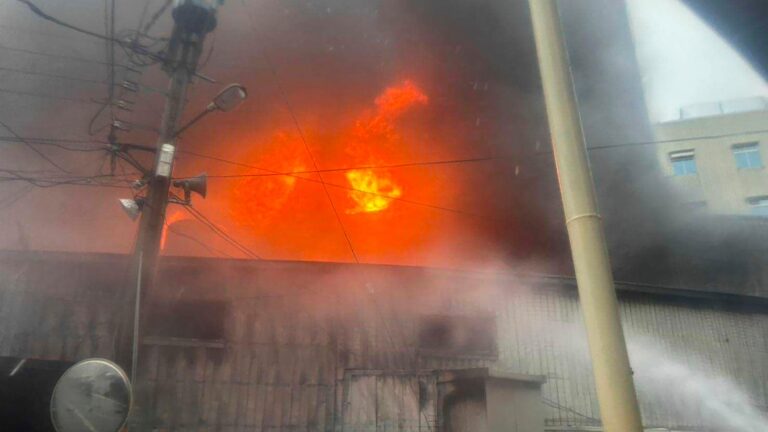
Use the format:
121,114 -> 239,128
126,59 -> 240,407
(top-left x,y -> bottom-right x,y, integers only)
747,196 -> 768,217
733,142 -> 763,169
146,300 -> 228,341
669,150 -> 697,176
417,315 -> 497,359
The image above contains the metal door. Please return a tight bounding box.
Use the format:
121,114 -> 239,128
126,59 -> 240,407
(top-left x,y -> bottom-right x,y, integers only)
339,371 -> 437,431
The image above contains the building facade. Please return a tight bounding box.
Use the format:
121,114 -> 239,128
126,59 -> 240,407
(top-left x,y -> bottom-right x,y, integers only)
654,98 -> 768,215
1,251 -> 767,431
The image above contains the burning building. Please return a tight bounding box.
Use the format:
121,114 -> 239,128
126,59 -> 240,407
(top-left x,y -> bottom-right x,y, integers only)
1,249 -> 767,431
2,0 -> 768,431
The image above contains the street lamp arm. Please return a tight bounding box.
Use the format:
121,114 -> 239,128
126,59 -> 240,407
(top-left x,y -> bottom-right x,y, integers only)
174,104 -> 216,138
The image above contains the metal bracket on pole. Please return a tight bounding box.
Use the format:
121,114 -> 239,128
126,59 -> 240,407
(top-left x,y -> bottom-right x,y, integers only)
155,143 -> 176,178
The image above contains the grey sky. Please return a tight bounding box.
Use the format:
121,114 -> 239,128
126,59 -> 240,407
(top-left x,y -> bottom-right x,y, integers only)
626,0 -> 768,123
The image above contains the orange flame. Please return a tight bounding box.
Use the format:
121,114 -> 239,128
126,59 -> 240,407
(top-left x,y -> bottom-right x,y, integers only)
343,80 -> 427,213
375,79 -> 429,117
229,131 -> 310,228
352,80 -> 429,142
346,169 -> 402,214
225,79 -> 436,261
161,210 -> 191,250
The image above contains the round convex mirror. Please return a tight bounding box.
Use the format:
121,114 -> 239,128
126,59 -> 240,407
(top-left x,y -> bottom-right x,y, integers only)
50,358 -> 132,432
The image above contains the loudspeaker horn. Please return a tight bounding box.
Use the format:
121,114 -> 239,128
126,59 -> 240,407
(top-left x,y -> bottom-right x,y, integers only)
173,173 -> 207,199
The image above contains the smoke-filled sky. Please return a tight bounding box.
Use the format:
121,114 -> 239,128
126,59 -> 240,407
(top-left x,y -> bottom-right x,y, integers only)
627,0 -> 768,123
0,0 -> 552,268
0,0 -> 765,278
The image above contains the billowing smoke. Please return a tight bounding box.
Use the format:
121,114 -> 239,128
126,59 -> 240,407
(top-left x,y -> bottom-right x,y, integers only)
2,1 -> 766,290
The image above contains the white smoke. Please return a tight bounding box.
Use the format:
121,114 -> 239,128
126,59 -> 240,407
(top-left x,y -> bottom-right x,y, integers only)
628,336 -> 768,432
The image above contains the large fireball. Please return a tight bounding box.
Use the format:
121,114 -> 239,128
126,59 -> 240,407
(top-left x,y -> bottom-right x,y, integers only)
224,80 -> 450,262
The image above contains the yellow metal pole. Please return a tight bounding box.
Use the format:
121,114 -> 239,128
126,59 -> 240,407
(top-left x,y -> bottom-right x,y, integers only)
527,1 -> 644,431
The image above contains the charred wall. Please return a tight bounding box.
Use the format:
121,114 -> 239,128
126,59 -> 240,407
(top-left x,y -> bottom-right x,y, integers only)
1,251 -> 767,430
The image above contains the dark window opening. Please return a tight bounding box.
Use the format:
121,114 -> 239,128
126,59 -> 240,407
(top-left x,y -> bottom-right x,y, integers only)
417,315 -> 497,358
146,300 -> 228,341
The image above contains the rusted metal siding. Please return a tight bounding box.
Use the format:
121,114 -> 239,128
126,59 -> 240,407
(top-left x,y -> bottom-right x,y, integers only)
135,291 -> 338,431
1,252 -> 767,430
338,371 -> 429,431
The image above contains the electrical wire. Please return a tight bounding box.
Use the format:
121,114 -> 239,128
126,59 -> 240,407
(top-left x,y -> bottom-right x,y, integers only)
175,121 -> 768,219
584,129 -> 768,151
0,136 -> 107,144
116,4 -> 170,68
0,166 -> 135,182
0,136 -> 155,178
0,137 -> 157,159
195,155 -> 514,179
136,0 -> 154,32
181,205 -> 262,259
0,119 -> 72,174
0,137 -> 106,152
170,193 -> 262,259
0,42 -> 133,68
186,207 -> 261,259
142,0 -> 172,36
0,173 -> 133,189
114,151 -> 149,175
117,30 -> 166,67
256,46 -> 360,263
166,224 -> 234,258
17,0 -> 127,47
0,66 -> 106,85
177,153 -> 516,218
179,148 -> 495,220
89,0 -> 119,136
0,147 -> 139,188
15,0 -> 168,64
542,397 -> 601,424
198,29 -> 216,70
106,0 -> 117,122
240,3 -> 362,262
0,22 -> 103,42
0,87 -> 99,105
0,184 -> 34,211
12,126 -> 768,154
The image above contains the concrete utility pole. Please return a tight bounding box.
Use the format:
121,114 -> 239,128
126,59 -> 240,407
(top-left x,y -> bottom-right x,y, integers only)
116,0 -> 220,377
527,1 -> 644,431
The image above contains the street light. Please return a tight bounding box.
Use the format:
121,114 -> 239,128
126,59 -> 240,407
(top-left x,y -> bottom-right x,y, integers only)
175,83 -> 248,137
211,83 -> 248,112
118,198 -> 144,221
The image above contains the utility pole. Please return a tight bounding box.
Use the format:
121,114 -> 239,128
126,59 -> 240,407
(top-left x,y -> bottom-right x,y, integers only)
116,0 -> 220,378
527,1 -> 644,431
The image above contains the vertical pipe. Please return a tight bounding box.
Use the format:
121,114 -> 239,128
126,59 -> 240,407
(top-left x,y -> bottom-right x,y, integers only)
130,252 -> 143,386
527,1 -> 644,431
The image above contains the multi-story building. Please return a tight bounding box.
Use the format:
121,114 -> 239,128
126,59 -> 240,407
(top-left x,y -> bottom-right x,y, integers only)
654,97 -> 768,216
